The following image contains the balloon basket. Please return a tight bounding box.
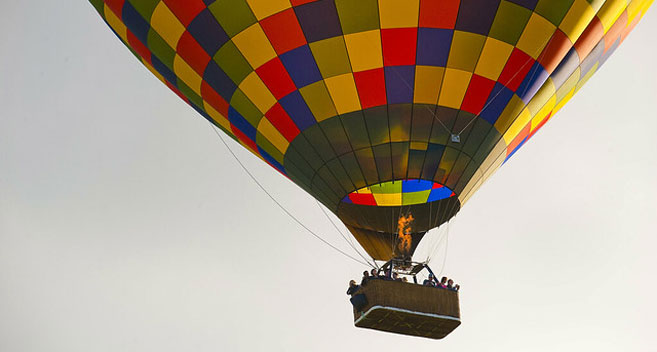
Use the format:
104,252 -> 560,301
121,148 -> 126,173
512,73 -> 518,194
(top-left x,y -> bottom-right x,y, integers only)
352,279 -> 460,339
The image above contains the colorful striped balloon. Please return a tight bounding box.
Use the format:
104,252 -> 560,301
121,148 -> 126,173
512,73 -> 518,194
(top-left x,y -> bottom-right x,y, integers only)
90,0 -> 653,260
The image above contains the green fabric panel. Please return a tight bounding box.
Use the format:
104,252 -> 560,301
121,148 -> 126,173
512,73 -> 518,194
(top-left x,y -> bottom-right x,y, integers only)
363,106 -> 390,145
407,149 -> 426,180
309,37 -> 352,78
147,30 -> 176,70
454,161 -> 480,194
447,110 -> 476,150
473,127 -> 503,163
489,1 -> 533,45
372,144 -> 393,181
435,146 -> 459,183
303,125 -> 337,162
410,105 -> 434,142
429,106 -> 458,145
339,153 -> 367,190
128,0 -> 159,21
256,133 -> 285,164
447,31 -> 487,72
291,135 -> 324,170
461,118 -> 493,159
176,81 -> 203,108
370,180 -> 401,194
208,0 -> 257,37
299,81 -> 338,121
283,148 -> 314,186
390,142 -> 410,180
326,159 -> 355,192
320,118 -> 353,155
335,0 -> 380,34
341,111 -> 371,150
89,0 -> 104,14
445,153 -> 472,189
316,165 -> 347,197
421,144 -> 445,181
403,190 -> 431,205
388,104 -> 412,143
355,148 -> 380,185
535,0 -> 575,26
229,89 -> 261,126
213,41 -> 253,84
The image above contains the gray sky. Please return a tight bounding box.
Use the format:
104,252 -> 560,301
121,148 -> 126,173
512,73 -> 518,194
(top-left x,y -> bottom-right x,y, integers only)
1,2 -> 656,351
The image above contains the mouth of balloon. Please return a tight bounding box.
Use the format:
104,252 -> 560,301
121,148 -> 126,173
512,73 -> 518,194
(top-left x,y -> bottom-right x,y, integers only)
341,179 -> 455,207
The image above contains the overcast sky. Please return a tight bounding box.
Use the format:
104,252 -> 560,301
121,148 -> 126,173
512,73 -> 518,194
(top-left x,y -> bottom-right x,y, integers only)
1,2 -> 657,351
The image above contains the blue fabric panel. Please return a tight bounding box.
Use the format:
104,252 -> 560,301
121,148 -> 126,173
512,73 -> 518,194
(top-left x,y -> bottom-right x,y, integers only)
416,28 -> 453,67
479,82 -> 513,125
203,61 -> 237,100
280,45 -> 322,88
228,106 -> 256,140
122,1 -> 150,44
279,90 -> 317,131
187,9 -> 229,56
385,66 -> 415,104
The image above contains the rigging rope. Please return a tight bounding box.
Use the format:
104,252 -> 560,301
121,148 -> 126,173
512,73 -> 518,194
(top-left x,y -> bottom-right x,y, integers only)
209,125 -> 370,267
315,200 -> 377,269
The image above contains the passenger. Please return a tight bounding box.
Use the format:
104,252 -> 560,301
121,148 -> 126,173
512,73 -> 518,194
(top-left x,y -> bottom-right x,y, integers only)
392,272 -> 402,281
383,269 -> 393,280
454,284 -> 460,291
438,276 -> 448,288
423,274 -> 436,287
447,279 -> 456,291
346,280 -> 361,296
361,270 -> 370,285
370,268 -> 379,279
402,277 -> 408,283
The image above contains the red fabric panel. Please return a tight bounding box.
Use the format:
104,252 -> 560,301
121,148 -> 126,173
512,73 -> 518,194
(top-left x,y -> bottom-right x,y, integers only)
260,8 -> 307,55
460,74 -> 496,115
256,58 -> 297,99
201,81 -> 230,117
419,0 -> 460,29
177,31 -> 212,75
538,29 -> 573,74
354,68 -> 387,109
265,103 -> 301,142
381,28 -> 418,66
104,0 -> 125,17
127,30 -> 151,63
162,0 -> 206,25
348,193 -> 378,206
498,48 -> 534,91
574,17 -> 604,60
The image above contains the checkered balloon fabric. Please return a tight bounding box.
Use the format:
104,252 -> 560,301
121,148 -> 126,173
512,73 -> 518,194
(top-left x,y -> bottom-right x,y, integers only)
90,0 -> 653,260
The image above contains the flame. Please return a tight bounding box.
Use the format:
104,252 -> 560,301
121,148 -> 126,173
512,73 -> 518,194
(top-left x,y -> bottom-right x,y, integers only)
397,214 -> 414,254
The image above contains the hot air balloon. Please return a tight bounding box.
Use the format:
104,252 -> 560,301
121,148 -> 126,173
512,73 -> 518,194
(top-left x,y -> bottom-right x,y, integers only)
89,0 -> 654,339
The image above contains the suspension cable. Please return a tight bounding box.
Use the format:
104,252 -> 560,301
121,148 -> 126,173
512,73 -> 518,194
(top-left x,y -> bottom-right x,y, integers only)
315,200 -> 377,269
209,125 -> 370,266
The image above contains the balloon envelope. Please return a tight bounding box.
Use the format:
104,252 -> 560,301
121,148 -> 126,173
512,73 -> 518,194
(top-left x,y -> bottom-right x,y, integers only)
90,0 -> 653,260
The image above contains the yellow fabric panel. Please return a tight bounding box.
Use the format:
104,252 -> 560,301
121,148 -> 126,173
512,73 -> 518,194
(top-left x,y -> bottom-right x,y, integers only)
503,107 -> 532,144
410,141 -> 429,150
413,65 -> 444,104
257,118 -> 290,154
559,0 -> 598,42
232,24 -> 277,69
447,31 -> 487,72
627,0 -> 645,22
238,72 -> 276,113
150,2 -> 185,49
438,69 -> 472,109
553,87 -> 576,114
142,59 -> 165,83
104,4 -> 127,43
530,94 -> 556,130
378,0 -> 420,28
494,95 -> 525,132
526,80 -> 556,116
324,73 -> 361,114
356,188 -> 372,194
246,0 -> 291,20
555,69 -> 581,101
204,101 -> 232,131
344,30 -> 383,72
299,81 -> 338,122
173,55 -> 202,95
516,13 -> 556,59
474,37 -> 514,81
372,192 -> 402,206
597,0 -> 630,33
309,37 -> 351,78
575,62 -> 599,92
